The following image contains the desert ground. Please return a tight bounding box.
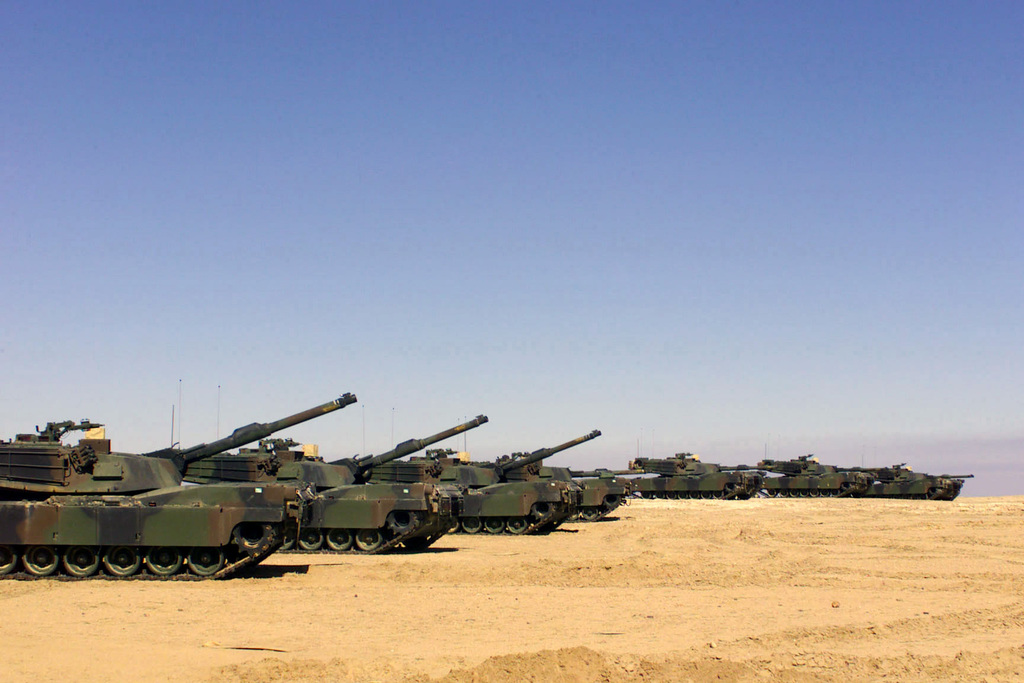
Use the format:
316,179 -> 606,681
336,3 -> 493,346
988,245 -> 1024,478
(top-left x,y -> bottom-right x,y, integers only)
1,497 -> 1022,682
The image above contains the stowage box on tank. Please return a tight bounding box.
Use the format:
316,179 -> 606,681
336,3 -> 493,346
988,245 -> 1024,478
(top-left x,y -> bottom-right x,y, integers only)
0,395 -> 351,579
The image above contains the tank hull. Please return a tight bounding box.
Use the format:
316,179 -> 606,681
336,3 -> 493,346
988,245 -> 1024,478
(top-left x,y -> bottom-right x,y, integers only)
455,481 -> 581,535
575,477 -> 630,521
186,456 -> 462,554
289,482 -> 461,553
762,473 -> 872,498
631,472 -> 763,500
0,482 -> 306,579
864,478 -> 964,500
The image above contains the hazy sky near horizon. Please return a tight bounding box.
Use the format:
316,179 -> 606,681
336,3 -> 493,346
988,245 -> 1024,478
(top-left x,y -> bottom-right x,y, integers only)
2,2 -> 1021,495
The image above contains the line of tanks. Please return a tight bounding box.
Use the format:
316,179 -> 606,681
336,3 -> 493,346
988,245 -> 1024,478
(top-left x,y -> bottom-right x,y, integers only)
0,392 -> 972,580
626,453 -> 973,501
0,393 -> 628,580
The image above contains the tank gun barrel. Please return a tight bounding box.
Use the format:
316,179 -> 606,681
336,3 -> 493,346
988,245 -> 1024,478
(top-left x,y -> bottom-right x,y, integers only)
340,415 -> 489,469
499,430 -> 602,473
569,468 -> 632,478
145,393 -> 357,468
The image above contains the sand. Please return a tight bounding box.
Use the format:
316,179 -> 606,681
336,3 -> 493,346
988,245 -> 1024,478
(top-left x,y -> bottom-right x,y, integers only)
1,497 -> 1022,682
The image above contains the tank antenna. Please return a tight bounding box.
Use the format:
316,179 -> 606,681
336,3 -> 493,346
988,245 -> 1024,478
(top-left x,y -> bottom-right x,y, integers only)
177,379 -> 183,448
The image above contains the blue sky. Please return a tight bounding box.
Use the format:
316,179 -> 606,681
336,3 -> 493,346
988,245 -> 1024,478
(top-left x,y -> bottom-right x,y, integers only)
2,2 -> 1021,494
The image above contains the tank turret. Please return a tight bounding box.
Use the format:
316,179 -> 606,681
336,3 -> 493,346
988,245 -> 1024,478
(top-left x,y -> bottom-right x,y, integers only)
568,468 -> 632,479
0,394 -> 356,498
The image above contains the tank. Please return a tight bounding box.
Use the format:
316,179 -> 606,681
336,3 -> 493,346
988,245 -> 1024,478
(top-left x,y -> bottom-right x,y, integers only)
757,454 -> 874,497
373,431 -> 600,535
567,469 -> 633,521
628,453 -> 763,500
185,415 -> 489,553
848,464 -> 972,500
0,394 -> 354,579
497,431 -> 627,521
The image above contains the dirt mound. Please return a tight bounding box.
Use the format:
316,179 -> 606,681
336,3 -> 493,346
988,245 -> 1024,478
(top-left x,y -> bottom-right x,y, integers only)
211,645 -> 1024,683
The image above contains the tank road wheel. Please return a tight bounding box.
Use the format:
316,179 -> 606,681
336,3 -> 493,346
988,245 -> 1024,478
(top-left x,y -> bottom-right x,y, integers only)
62,546 -> 101,578
103,546 -> 142,577
145,547 -> 183,577
298,528 -> 325,551
506,517 -> 529,534
460,517 -> 483,534
326,529 -> 354,552
579,507 -> 602,522
354,529 -> 384,552
23,546 -> 59,577
281,527 -> 296,551
0,546 -> 19,576
187,547 -> 225,577
530,503 -> 551,521
484,517 -> 506,534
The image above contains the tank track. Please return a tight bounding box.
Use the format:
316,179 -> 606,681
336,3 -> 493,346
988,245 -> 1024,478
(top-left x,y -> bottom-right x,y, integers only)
576,499 -> 628,522
766,488 -> 859,498
451,506 -> 575,535
281,512 -> 454,555
637,488 -> 756,500
0,523 -> 285,580
865,491 -> 961,501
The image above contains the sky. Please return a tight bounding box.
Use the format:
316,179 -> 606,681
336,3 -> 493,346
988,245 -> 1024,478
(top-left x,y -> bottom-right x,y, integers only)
2,2 -> 1021,495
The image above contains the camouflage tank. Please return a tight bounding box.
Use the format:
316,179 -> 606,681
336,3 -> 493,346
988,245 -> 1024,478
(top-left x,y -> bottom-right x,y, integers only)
372,431 -> 601,535
185,415 -> 488,553
567,469 -> 632,521
501,438 -> 630,522
0,395 -> 352,579
757,454 -> 874,497
849,464 -> 972,500
628,453 -> 763,500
